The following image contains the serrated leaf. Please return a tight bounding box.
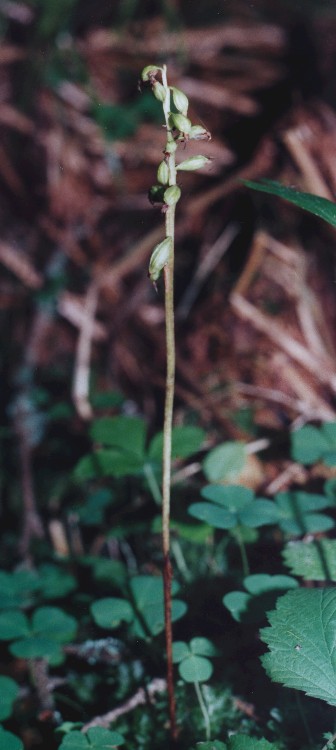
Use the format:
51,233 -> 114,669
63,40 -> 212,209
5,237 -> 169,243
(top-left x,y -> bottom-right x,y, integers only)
203,442 -> 246,482
243,179 -> 336,228
178,654 -> 213,683
283,540 -> 336,581
260,588 -> 336,705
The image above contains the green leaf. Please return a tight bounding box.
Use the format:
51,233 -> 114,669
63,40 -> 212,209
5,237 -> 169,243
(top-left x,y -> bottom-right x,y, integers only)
38,564 -> 76,599
239,500 -> 279,528
148,426 -> 205,461
86,727 -> 125,747
129,576 -> 186,637
10,636 -> 62,664
274,491 -> 334,535
0,570 -> 39,610
188,502 -> 236,529
291,425 -> 334,465
243,179 -> 336,228
261,588 -> 336,705
0,610 -> 30,640
59,732 -> 88,749
32,607 -> 77,642
223,574 -> 297,623
0,676 -> 19,720
73,449 -> 144,480
196,742 -> 227,750
178,654 -> 213,683
228,737 -> 276,749
0,727 -> 24,750
190,637 -> 218,657
203,442 -> 246,482
201,485 -> 253,511
90,416 -> 146,458
283,539 -> 336,581
172,641 -> 190,663
91,598 -> 133,629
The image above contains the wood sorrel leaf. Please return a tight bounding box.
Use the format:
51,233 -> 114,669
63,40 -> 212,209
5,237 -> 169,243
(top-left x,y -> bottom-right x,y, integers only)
261,588 -> 336,705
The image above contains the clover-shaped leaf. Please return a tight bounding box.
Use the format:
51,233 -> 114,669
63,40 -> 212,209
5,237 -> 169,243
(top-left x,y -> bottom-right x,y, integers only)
202,442 -> 246,483
148,425 -> 205,462
0,726 -> 23,750
274,491 -> 334,535
173,637 -> 217,683
0,569 -> 39,610
0,606 -> 77,666
91,598 -> 133,629
223,574 -> 298,623
261,588 -> 336,706
0,676 -> 19,720
291,423 -> 336,466
189,485 -> 278,530
59,727 -> 124,749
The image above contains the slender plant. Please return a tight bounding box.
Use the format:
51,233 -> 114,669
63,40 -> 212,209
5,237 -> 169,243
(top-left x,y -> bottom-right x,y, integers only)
140,63 -> 211,740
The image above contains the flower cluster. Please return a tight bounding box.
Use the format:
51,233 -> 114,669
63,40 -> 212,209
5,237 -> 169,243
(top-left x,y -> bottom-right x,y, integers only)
141,65 -> 211,286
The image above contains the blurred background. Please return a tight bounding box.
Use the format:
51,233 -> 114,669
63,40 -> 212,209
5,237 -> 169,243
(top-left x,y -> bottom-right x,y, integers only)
1,0 -> 336,543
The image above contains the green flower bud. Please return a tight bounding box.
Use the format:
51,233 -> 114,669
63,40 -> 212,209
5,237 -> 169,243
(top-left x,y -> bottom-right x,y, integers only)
164,141 -> 178,155
163,185 -> 181,206
171,86 -> 189,116
189,124 -> 211,141
153,81 -> 166,102
148,237 -> 172,283
176,155 -> 211,171
157,160 -> 169,185
141,65 -> 160,82
148,184 -> 166,206
169,112 -> 191,135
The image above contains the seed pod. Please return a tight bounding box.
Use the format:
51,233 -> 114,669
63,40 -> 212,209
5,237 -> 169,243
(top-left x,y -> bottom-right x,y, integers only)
148,184 -> 166,206
153,81 -> 166,102
163,185 -> 181,206
148,237 -> 172,283
176,155 -> 211,172
189,124 -> 211,141
164,140 -> 178,155
141,65 -> 160,82
171,86 -> 189,116
157,160 -> 169,185
169,112 -> 192,135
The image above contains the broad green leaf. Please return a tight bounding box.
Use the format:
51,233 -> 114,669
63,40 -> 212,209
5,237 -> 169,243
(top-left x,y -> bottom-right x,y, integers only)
91,598 -> 133,629
261,588 -> 336,705
0,676 -> 19,720
73,449 -> 144,480
10,636 -> 62,664
283,539 -> 336,581
291,425 -> 333,464
228,737 -> 276,749
38,564 -> 76,599
90,416 -> 146,458
203,442 -> 246,482
239,500 -> 279,528
190,637 -> 218,657
201,485 -> 253,511
0,727 -> 23,750
178,654 -> 213,683
86,727 -> 124,747
172,641 -> 190,663
0,610 -> 30,640
32,607 -> 77,642
243,179 -> 336,228
148,426 -> 205,461
224,574 -> 297,623
188,502 -> 236,529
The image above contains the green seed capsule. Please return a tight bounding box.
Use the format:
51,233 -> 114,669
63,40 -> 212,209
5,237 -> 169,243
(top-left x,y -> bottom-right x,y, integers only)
153,81 -> 166,102
157,160 -> 169,185
148,184 -> 166,206
176,155 -> 211,171
171,86 -> 189,116
189,124 -> 211,141
163,185 -> 181,206
141,65 -> 160,82
169,112 -> 191,135
148,237 -> 172,283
